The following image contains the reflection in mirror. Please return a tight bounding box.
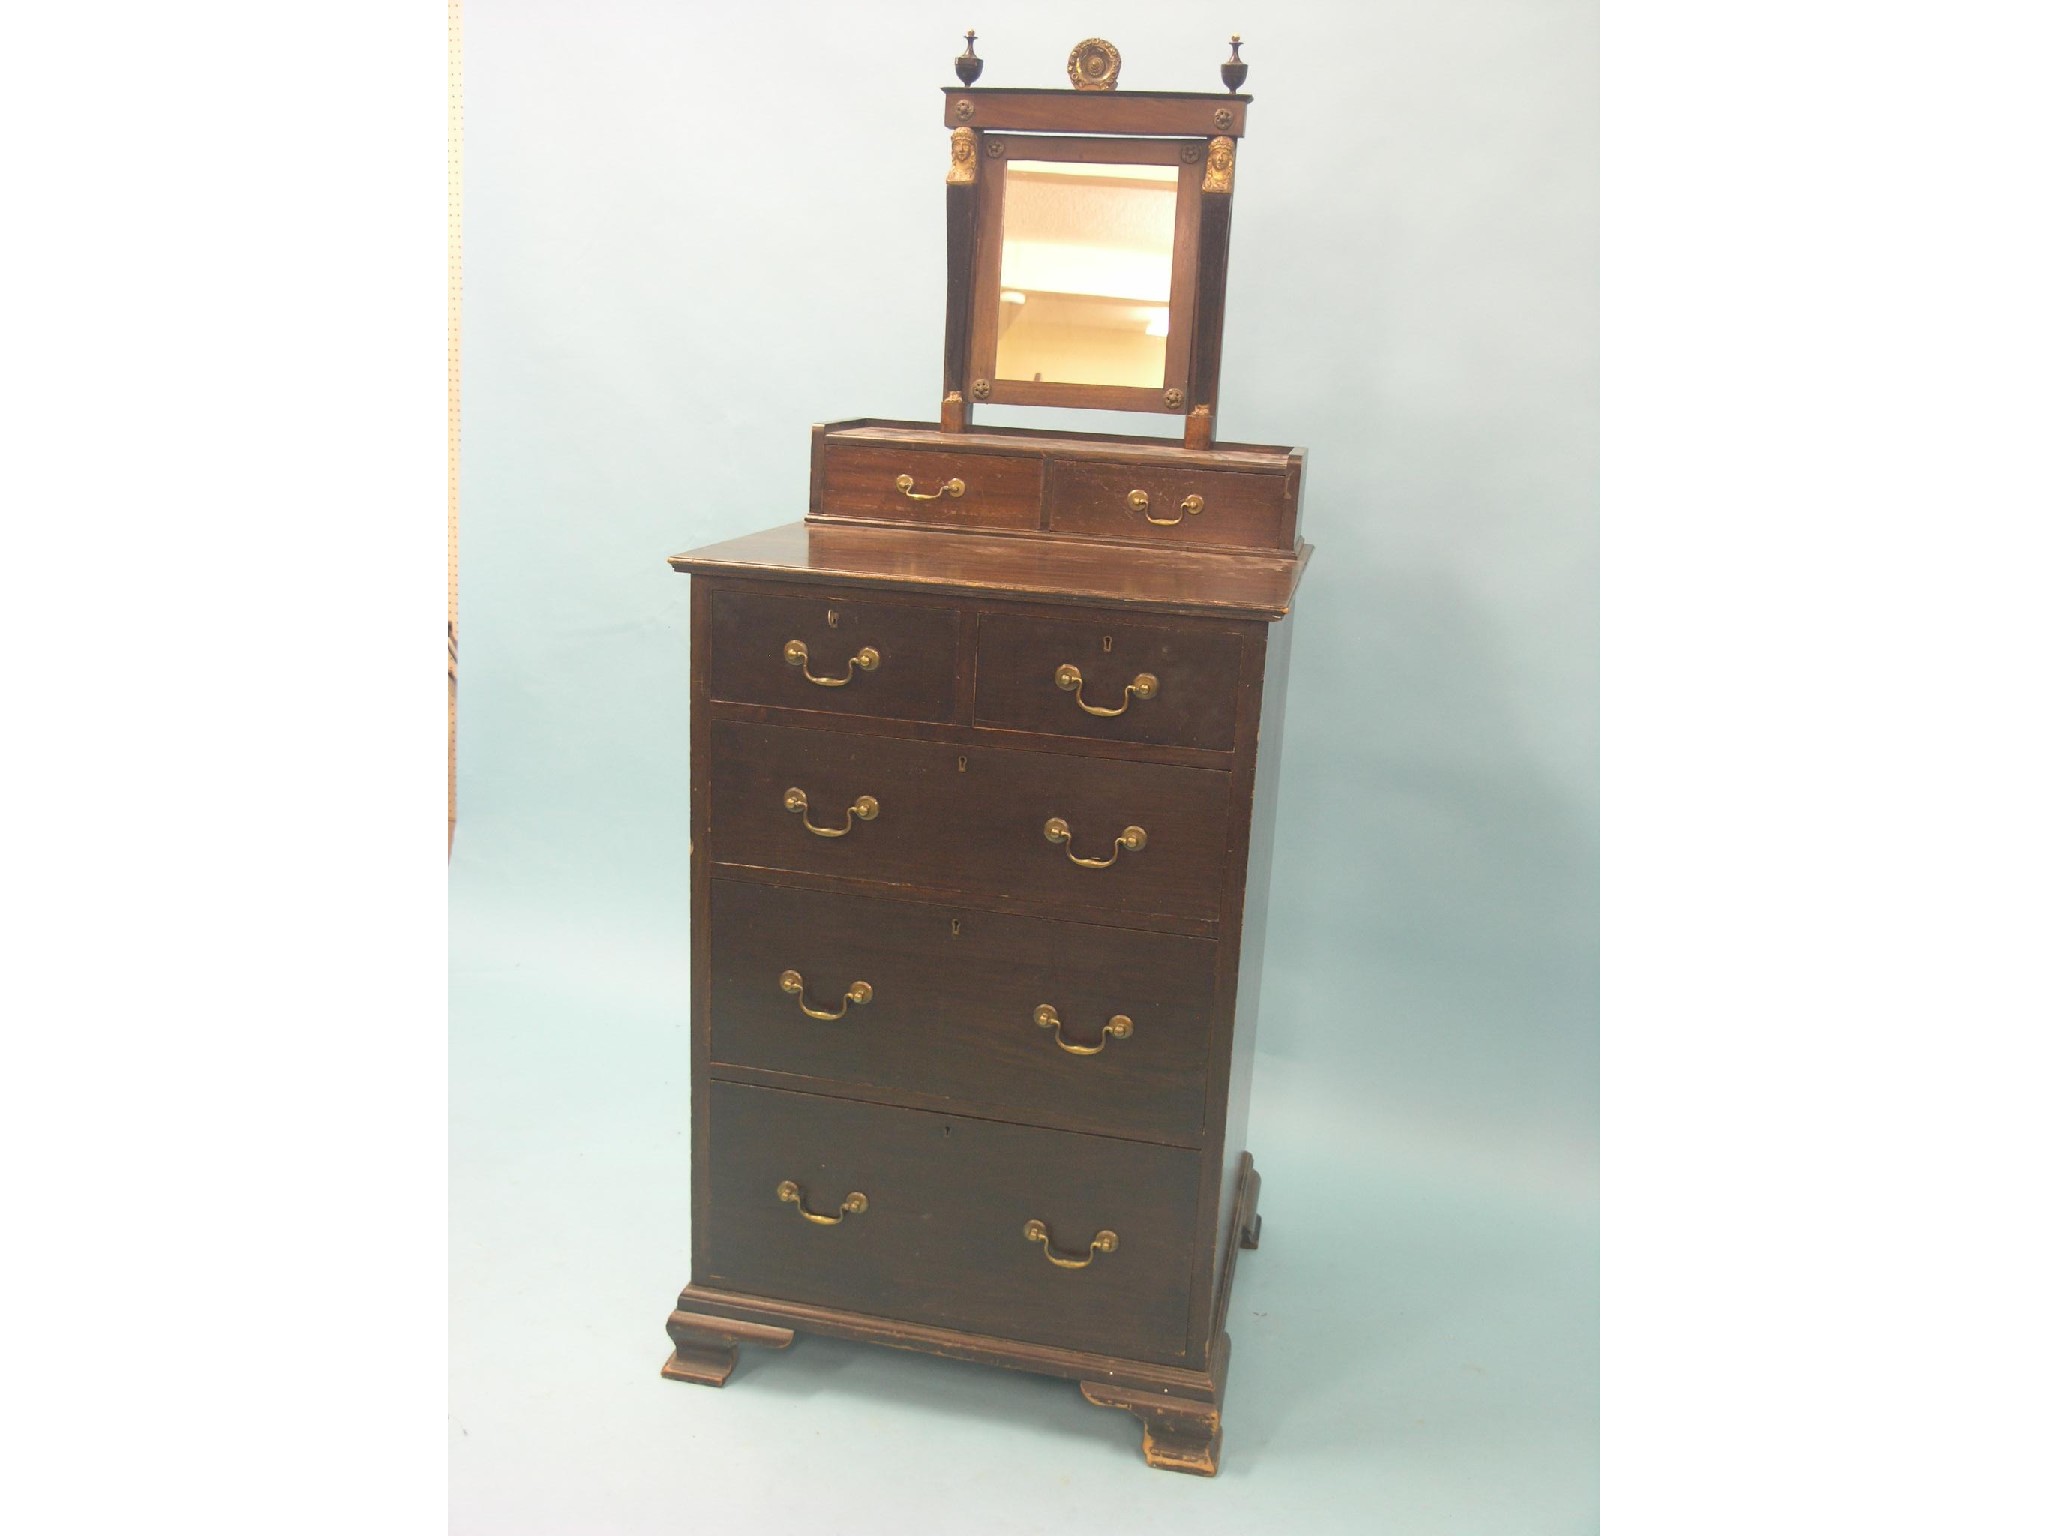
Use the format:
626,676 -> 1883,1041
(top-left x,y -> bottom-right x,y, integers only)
994,162 -> 1178,390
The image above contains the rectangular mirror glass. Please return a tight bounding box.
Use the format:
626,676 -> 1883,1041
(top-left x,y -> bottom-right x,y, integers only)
993,161 -> 1179,390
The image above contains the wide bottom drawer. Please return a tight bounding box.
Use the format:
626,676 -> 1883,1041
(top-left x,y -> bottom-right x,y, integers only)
700,1081 -> 1201,1366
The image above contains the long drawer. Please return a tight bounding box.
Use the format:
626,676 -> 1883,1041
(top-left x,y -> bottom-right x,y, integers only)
706,721 -> 1233,923
700,1080 -> 1201,1365
708,880 -> 1216,1141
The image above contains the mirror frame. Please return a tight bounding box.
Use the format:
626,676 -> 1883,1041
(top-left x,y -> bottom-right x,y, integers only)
968,137 -> 1202,417
940,84 -> 1249,450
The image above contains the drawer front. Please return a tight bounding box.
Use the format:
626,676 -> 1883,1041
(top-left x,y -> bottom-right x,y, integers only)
709,880 -> 1216,1141
818,442 -> 1042,531
973,612 -> 1244,752
1045,459 -> 1295,551
707,721 -> 1232,923
702,1080 -> 1200,1364
706,585 -> 961,723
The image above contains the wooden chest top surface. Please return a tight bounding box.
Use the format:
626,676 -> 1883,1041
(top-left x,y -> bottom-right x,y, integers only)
671,521 -> 1311,622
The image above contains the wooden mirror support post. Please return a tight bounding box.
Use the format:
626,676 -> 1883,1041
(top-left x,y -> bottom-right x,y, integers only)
663,34 -> 1309,1476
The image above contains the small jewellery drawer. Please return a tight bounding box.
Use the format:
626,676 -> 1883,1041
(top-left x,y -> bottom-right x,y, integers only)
707,721 -> 1233,923
816,441 -> 1042,531
973,612 -> 1245,752
702,1081 -> 1202,1364
1045,459 -> 1297,551
709,880 -> 1217,1141
705,585 -> 962,723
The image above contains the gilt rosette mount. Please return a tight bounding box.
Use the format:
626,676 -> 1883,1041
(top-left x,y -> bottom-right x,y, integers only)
1066,38 -> 1121,91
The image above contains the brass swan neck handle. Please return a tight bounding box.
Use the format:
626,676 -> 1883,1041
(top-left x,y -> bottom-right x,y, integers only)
1034,1004 -> 1133,1056
1044,817 -> 1146,868
785,787 -> 880,838
777,1180 -> 868,1225
784,638 -> 880,687
1054,663 -> 1158,717
895,473 -> 966,501
1126,488 -> 1205,526
1024,1219 -> 1118,1269
781,969 -> 873,1021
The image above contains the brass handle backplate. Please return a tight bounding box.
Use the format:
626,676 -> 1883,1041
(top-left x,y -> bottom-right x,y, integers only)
785,787 -> 880,838
1044,817 -> 1147,868
1034,1004 -> 1133,1056
1054,663 -> 1158,717
781,969 -> 873,1021
784,638 -> 880,687
896,473 -> 966,501
1127,488 -> 1204,526
1024,1219 -> 1118,1269
777,1180 -> 868,1225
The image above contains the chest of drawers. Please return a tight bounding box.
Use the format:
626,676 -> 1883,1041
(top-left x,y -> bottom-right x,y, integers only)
661,486 -> 1309,1474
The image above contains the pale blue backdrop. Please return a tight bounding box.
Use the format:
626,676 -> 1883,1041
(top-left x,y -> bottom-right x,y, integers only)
451,2 -> 1596,1529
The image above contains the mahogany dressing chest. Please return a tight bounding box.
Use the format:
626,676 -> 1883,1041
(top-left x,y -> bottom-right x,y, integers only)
661,34 -> 1310,1475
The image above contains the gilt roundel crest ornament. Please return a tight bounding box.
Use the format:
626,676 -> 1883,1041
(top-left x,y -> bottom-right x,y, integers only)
1066,38 -> 1121,91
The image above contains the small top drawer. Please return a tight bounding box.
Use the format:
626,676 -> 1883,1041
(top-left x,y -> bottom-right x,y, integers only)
974,612 -> 1245,752
706,585 -> 962,722
817,441 -> 1042,531
1045,459 -> 1297,552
